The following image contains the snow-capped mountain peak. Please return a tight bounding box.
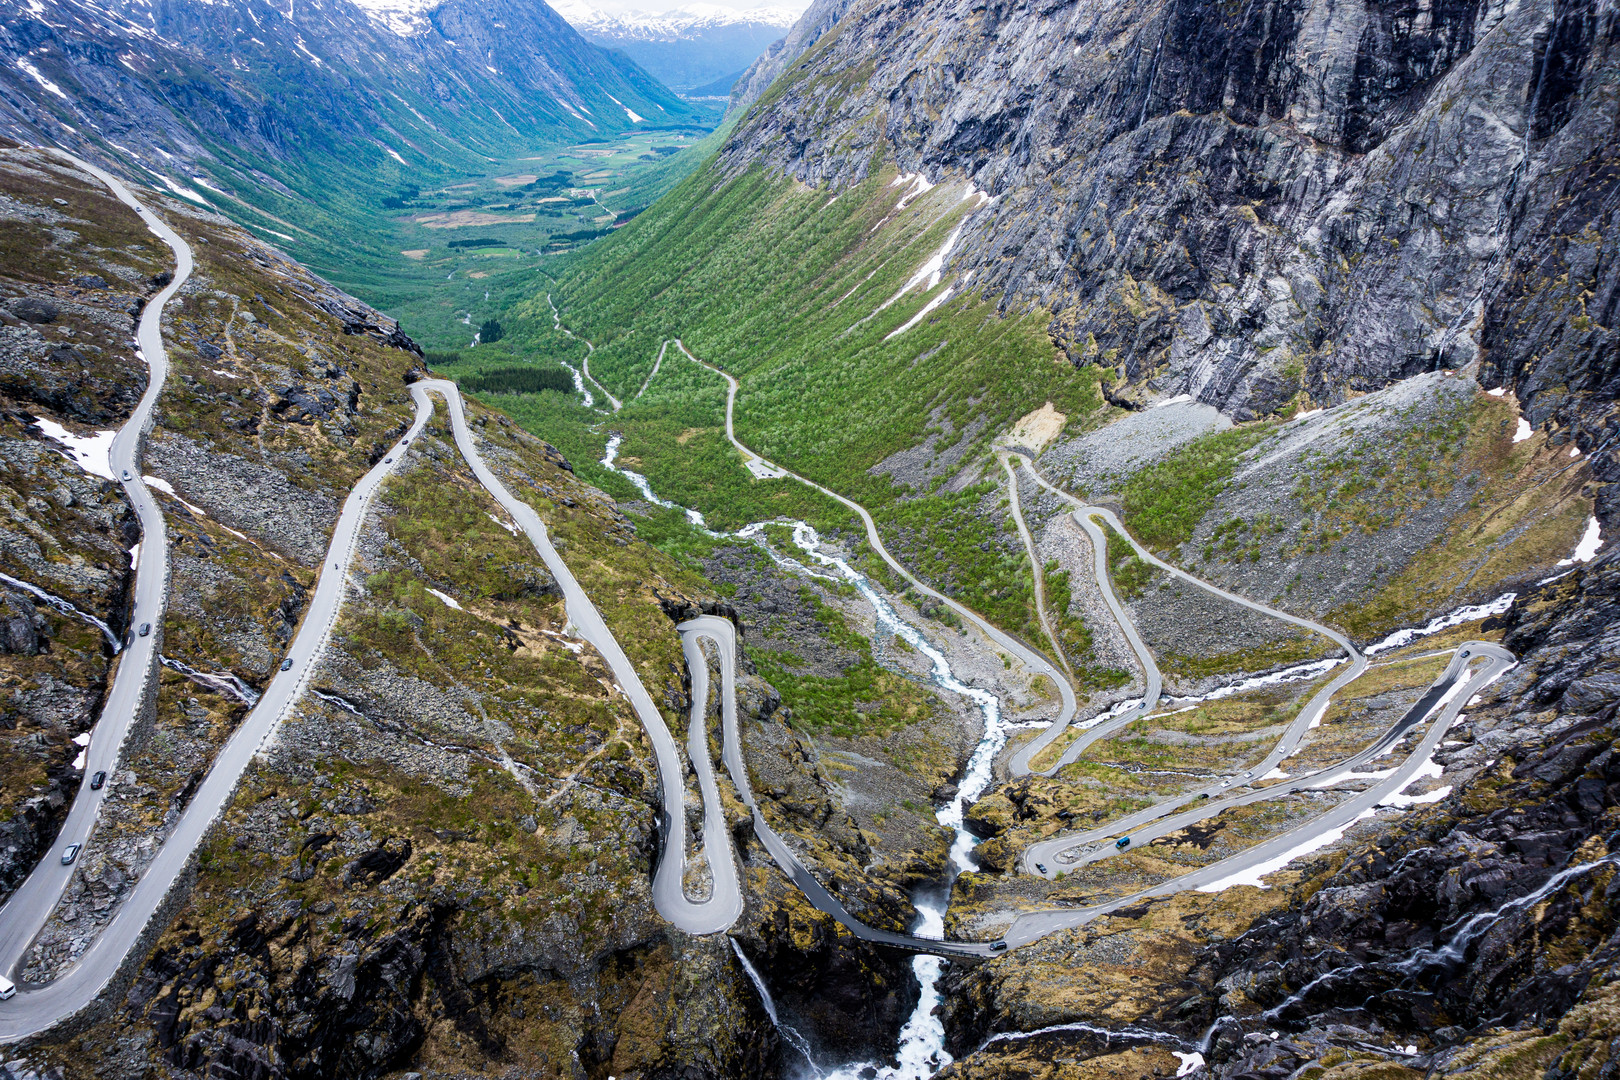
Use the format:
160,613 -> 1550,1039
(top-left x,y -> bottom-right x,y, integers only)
346,0 -> 443,36
555,1 -> 802,40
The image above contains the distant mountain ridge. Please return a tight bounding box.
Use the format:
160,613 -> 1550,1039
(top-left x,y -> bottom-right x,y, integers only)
0,0 -> 697,268
554,0 -> 799,91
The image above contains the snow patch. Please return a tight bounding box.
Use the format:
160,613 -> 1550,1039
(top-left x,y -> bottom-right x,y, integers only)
1175,1052 -> 1205,1077
1486,387 -> 1506,397
426,587 -> 462,611
604,93 -> 645,122
156,174 -> 208,204
1513,418 -> 1532,443
885,286 -> 954,340
877,220 -> 965,312
17,59 -> 69,100
144,474 -> 217,520
890,172 -> 935,210
1197,808 -> 1378,892
1558,517 -> 1603,566
33,417 -> 117,480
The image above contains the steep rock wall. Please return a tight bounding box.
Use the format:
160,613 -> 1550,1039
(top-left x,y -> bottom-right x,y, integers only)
723,0 -> 1619,455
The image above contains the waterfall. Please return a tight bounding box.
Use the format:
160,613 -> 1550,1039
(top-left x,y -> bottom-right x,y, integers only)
790,522 -> 1008,1080
730,939 -> 821,1070
0,569 -> 121,651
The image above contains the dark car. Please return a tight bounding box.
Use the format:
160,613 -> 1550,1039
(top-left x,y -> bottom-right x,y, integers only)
1034,862 -> 1048,875
138,622 -> 151,637
1115,836 -> 1131,850
384,456 -> 393,463
989,940 -> 1008,952
60,843 -> 81,865
280,658 -> 294,671
90,771 -> 107,790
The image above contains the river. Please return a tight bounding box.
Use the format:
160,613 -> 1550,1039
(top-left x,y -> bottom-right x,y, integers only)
599,438 -> 1005,1078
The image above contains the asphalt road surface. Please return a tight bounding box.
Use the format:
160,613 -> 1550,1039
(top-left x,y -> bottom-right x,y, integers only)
418,380 -> 741,935
0,148 -> 190,1026
1004,642 -> 1514,946
0,370 -> 751,1041
680,615 -> 1001,958
671,340 -> 1079,730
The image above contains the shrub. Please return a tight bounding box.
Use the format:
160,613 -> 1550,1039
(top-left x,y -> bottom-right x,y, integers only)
461,366 -> 573,395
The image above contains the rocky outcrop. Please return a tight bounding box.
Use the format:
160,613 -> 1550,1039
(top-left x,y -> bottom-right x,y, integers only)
722,0 -> 1620,443
727,0 -> 857,116
1172,547 -> 1620,1076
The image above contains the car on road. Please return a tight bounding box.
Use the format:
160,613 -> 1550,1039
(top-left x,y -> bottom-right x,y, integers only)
60,843 -> 81,865
0,975 -> 14,999
384,456 -> 392,463
1115,836 -> 1131,850
1034,862 -> 1048,874
90,771 -> 106,790
280,658 -> 293,671
138,622 -> 151,637
989,940 -> 1008,952
121,469 -> 132,481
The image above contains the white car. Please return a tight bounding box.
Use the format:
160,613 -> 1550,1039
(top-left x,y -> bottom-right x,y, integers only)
0,975 -> 15,1000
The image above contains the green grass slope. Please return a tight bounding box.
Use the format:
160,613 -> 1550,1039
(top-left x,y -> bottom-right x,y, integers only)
456,155 -> 1108,635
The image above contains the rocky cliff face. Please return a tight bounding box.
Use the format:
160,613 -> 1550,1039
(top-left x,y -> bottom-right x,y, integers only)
723,0 -> 1619,470
726,0 -> 854,114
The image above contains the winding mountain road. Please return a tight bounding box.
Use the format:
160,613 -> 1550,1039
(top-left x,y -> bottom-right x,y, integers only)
999,455 -> 1075,686
1004,642 -> 1513,946
1006,460 -> 1373,874
413,380 -> 740,936
0,148 -> 188,1022
660,339 -> 1510,928
680,615 -> 1000,958
671,340 -> 1077,719
0,366 -> 742,1038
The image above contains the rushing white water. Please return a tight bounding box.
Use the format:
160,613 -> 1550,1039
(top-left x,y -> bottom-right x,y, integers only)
601,433 -> 709,528
159,655 -> 261,706
1365,593 -> 1515,655
730,939 -> 820,1069
790,522 -> 1008,1080
596,423 -> 1010,1078
1258,852 -> 1620,1024
560,360 -> 595,408
0,569 -> 122,651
